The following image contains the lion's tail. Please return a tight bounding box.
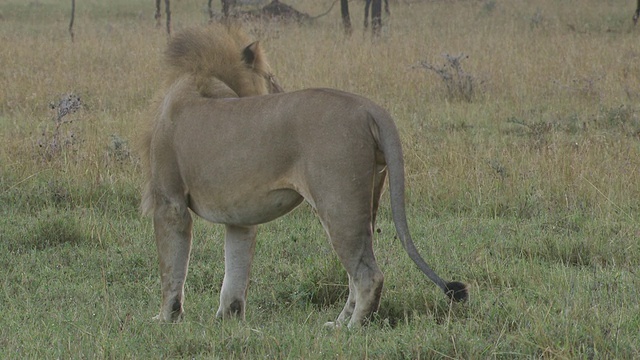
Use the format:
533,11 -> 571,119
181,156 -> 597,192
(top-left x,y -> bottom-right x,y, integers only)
371,109 -> 468,302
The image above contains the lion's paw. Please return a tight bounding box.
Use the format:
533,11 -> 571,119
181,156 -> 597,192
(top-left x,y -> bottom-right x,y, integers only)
323,321 -> 344,329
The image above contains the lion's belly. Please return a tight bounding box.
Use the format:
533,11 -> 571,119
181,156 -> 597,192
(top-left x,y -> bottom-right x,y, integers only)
188,188 -> 304,226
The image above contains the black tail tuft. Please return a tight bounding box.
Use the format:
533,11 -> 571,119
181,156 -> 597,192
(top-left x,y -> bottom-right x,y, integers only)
444,281 -> 468,302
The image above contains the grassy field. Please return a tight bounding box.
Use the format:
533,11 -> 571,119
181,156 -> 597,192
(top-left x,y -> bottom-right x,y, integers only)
1,0 -> 640,358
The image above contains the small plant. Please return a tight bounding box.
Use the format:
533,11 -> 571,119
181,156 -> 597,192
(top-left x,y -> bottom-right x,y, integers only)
481,0 -> 496,15
530,8 -> 545,29
596,104 -> 640,136
38,93 -> 82,161
107,134 -> 132,163
507,116 -> 554,149
416,53 -> 482,102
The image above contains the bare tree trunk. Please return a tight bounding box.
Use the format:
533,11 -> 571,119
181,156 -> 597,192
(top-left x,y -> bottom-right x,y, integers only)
208,0 -> 215,21
69,0 -> 75,42
340,0 -> 352,35
222,0 -> 235,18
364,0 -> 370,29
634,0 -> 640,25
155,0 -> 162,27
365,0 -> 388,31
155,0 -> 171,35
371,0 -> 381,36
164,0 -> 171,35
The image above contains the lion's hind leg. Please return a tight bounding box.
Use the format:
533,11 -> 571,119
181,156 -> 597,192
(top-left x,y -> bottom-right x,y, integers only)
315,198 -> 384,328
153,195 -> 193,322
344,244 -> 384,328
333,276 -> 356,325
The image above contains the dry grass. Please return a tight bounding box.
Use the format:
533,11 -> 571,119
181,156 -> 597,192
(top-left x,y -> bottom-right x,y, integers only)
4,1 -> 640,216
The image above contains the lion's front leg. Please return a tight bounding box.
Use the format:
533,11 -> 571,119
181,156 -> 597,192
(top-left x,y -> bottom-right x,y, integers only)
216,224 -> 258,320
153,199 -> 193,322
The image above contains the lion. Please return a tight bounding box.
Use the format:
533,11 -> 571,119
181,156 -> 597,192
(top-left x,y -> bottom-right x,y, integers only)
140,24 -> 467,328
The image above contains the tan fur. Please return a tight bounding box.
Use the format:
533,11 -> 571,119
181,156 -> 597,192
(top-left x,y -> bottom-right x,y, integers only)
140,24 -> 275,217
140,24 -> 466,328
165,25 -> 271,97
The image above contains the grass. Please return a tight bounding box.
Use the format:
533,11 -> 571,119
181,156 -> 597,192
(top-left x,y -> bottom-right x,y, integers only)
2,0 -> 640,358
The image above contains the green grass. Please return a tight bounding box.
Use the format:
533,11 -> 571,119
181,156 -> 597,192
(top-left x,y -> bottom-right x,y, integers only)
2,0 -> 640,358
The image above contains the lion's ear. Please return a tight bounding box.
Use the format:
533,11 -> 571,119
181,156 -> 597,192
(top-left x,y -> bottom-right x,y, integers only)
242,41 -> 262,69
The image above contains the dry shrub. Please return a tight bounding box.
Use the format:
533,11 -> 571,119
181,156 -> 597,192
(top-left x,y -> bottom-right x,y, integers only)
416,53 -> 483,103
38,93 -> 82,161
